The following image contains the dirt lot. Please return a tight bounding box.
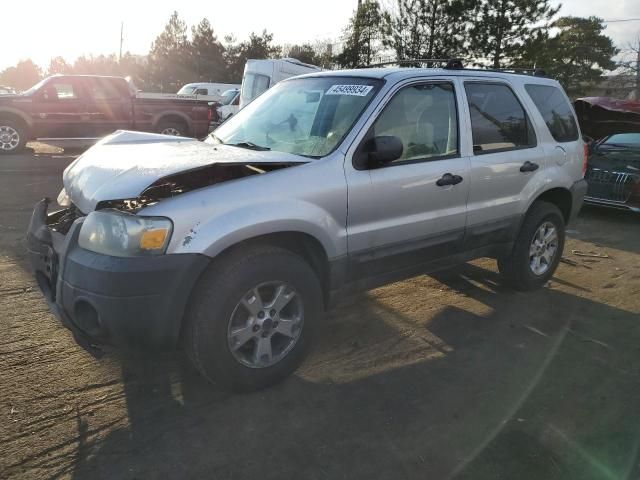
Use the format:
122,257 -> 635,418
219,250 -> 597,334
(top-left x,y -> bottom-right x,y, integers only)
1,146 -> 639,480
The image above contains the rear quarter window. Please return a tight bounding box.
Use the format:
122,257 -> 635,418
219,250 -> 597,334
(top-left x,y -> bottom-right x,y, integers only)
525,84 -> 579,142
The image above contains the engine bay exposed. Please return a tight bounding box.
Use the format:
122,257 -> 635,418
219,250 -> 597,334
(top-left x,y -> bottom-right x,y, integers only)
94,161 -> 302,212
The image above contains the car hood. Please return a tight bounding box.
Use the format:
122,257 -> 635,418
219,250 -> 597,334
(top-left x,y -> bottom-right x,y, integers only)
63,130 -> 308,213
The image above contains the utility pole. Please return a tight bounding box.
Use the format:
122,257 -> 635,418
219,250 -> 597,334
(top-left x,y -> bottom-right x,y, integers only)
119,22 -> 124,62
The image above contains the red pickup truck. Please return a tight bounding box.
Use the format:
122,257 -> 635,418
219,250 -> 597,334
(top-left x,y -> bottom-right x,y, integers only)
0,75 -> 213,154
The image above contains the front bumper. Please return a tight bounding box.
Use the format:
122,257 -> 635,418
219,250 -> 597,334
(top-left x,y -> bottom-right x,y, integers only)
569,178 -> 588,224
26,199 -> 210,354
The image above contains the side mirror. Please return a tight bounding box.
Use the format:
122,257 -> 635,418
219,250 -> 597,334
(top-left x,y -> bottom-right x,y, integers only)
355,135 -> 403,169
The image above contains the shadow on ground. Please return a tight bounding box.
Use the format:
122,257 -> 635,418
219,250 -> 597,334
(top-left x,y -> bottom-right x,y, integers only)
68,264 -> 640,480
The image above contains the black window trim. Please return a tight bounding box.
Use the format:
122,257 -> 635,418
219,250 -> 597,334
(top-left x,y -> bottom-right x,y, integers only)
353,79 -> 462,170
524,83 -> 580,143
463,80 -> 538,156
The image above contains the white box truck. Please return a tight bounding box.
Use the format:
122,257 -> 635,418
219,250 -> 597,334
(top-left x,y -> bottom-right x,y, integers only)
239,58 -> 322,108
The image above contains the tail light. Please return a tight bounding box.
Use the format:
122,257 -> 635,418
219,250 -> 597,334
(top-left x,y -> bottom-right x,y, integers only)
582,143 -> 589,177
208,107 -> 213,122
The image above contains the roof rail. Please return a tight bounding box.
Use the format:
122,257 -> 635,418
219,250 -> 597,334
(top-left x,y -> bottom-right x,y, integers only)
361,58 -> 464,69
358,58 -> 547,77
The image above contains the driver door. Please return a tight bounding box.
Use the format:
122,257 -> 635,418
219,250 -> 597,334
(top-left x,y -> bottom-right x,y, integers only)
31,78 -> 88,138
345,80 -> 470,281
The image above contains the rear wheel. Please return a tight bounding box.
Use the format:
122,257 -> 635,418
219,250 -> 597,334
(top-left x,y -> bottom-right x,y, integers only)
157,120 -> 189,137
0,120 -> 27,154
498,201 -> 565,291
184,246 -> 322,392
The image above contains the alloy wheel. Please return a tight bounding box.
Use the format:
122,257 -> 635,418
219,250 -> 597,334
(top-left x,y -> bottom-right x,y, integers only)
227,281 -> 304,368
529,221 -> 559,276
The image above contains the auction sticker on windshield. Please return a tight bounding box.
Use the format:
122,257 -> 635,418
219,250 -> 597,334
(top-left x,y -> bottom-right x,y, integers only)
326,85 -> 374,96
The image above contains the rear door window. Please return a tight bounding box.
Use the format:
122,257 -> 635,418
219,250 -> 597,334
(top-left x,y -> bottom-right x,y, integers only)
525,84 -> 579,142
464,82 -> 536,154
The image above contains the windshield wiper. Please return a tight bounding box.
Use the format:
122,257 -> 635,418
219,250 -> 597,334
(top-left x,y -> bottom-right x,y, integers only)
227,141 -> 271,151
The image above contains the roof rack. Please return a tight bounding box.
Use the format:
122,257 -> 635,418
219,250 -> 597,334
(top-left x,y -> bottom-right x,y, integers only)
359,58 -> 547,77
363,58 -> 464,69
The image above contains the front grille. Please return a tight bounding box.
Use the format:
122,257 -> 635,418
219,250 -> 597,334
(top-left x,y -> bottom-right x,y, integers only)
586,168 -> 635,203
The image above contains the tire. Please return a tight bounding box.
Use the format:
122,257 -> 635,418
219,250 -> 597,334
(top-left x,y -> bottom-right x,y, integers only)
184,245 -> 323,392
157,120 -> 189,137
498,201 -> 565,291
0,119 -> 27,154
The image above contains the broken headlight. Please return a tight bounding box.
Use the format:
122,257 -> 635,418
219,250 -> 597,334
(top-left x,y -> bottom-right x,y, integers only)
78,210 -> 173,257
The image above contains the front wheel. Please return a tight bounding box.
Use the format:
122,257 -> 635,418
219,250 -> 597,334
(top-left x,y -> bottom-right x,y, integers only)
184,246 -> 322,392
0,121 -> 27,154
498,201 -> 565,291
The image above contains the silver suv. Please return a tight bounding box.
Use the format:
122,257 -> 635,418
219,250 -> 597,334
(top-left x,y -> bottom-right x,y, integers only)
28,67 -> 587,391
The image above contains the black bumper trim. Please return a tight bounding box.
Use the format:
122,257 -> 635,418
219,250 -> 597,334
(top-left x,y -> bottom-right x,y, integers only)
27,199 -> 211,351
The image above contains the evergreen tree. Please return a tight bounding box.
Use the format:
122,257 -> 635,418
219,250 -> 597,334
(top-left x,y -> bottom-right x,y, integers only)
521,16 -> 618,96
469,0 -> 559,68
336,0 -> 384,68
190,18 -> 225,82
224,30 -> 281,82
283,44 -> 319,65
148,11 -> 193,91
383,0 -> 472,64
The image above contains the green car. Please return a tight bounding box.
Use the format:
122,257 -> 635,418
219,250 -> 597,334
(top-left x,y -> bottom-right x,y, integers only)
585,133 -> 640,213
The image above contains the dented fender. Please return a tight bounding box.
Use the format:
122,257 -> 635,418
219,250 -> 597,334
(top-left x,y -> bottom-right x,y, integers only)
172,200 -> 345,259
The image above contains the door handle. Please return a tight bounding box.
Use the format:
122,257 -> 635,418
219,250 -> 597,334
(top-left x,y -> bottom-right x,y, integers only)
436,173 -> 463,187
520,161 -> 539,173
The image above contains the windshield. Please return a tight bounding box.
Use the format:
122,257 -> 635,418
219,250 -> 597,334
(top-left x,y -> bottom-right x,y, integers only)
220,89 -> 238,105
21,78 -> 49,96
210,77 -> 382,158
177,85 -> 197,95
240,73 -> 271,106
603,133 -> 640,147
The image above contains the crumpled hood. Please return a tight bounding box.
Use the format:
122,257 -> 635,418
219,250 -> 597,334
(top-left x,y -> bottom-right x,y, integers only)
63,130 -> 307,213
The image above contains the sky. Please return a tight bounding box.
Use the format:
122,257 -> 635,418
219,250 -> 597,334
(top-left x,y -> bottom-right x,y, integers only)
1,0 -> 639,72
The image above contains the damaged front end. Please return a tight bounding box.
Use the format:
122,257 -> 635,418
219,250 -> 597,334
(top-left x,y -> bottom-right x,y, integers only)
95,161 -> 299,212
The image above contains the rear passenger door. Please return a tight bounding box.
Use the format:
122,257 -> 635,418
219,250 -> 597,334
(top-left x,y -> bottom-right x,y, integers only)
345,80 -> 470,280
461,80 -> 543,249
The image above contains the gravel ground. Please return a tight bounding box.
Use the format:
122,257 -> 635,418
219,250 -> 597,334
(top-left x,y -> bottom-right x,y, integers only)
1,145 -> 639,480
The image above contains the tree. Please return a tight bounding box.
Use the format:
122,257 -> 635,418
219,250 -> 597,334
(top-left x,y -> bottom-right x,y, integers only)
336,0 -> 384,68
224,30 -> 281,82
469,0 -> 559,68
383,0 -> 472,64
0,60 -> 42,90
522,16 -> 618,96
47,56 -> 72,75
148,11 -> 193,91
72,54 -> 120,75
617,38 -> 640,100
283,44 -> 319,65
190,18 -> 225,82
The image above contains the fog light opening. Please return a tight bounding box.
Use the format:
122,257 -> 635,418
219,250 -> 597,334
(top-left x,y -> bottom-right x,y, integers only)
74,300 -> 105,340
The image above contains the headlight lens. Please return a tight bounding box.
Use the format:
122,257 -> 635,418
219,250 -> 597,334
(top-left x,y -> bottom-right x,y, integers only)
78,210 -> 173,257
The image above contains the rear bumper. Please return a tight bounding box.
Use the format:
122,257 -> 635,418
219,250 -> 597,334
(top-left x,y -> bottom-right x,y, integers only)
27,199 -> 210,354
569,179 -> 588,224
